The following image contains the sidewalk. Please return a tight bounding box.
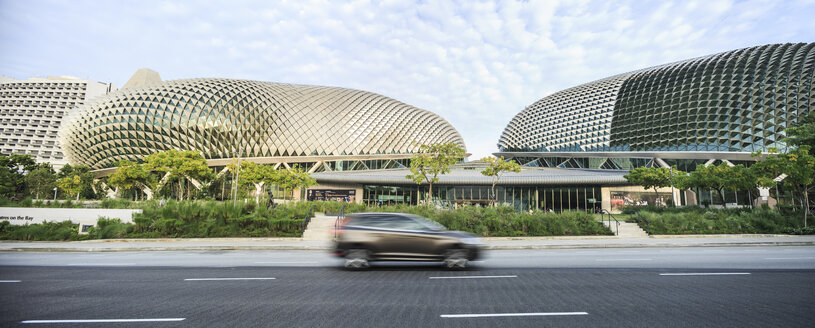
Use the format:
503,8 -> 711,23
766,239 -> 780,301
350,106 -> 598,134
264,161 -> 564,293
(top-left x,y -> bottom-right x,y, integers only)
2,235 -> 814,252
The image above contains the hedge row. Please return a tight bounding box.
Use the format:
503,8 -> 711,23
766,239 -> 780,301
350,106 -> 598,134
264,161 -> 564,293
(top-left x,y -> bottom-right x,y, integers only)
0,201 -> 612,240
0,200 -> 311,240
336,203 -> 612,237
628,206 -> 813,235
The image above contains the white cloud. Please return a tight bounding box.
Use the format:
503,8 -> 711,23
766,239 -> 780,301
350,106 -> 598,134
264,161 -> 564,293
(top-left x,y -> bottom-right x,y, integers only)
1,0 -> 813,158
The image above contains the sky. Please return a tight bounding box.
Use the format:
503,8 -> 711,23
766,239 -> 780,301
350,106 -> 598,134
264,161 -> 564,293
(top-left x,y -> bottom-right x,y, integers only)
1,0 -> 814,159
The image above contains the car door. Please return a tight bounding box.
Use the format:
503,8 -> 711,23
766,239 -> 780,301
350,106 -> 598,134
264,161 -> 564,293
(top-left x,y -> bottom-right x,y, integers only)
381,216 -> 445,259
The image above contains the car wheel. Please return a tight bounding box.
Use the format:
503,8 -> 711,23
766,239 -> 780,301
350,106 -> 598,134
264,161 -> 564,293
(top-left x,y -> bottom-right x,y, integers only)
344,249 -> 370,270
443,248 -> 468,270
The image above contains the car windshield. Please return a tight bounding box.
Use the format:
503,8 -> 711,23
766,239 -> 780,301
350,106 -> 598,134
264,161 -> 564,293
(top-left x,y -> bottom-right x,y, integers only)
408,215 -> 447,231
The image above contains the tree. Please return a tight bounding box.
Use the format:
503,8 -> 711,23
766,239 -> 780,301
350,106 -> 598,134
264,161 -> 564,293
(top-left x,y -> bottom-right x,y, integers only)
681,163 -> 757,209
108,160 -> 155,201
58,164 -> 98,200
480,156 -> 521,206
755,146 -> 815,225
0,154 -> 37,199
57,175 -> 83,201
272,166 -> 316,201
25,167 -> 56,199
750,148 -> 784,191
228,160 -> 277,203
406,143 -> 466,205
143,150 -> 214,200
721,164 -> 760,207
783,146 -> 815,226
623,166 -> 675,205
784,111 -> 815,150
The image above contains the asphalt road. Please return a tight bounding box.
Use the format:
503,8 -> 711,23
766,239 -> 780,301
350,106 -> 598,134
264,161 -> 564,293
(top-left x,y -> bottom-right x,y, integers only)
2,247 -> 814,327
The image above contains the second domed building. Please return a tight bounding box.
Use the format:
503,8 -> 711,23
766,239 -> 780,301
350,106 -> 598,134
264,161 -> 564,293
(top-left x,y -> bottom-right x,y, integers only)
59,69 -> 466,171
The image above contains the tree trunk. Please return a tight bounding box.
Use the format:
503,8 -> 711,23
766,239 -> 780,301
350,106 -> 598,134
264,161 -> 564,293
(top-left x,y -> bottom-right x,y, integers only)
75,192 -> 80,201
491,182 -> 497,207
747,190 -> 754,208
178,178 -> 184,201
803,186 -> 810,227
255,183 -> 262,204
719,189 -> 727,209
653,187 -> 660,206
428,183 -> 433,206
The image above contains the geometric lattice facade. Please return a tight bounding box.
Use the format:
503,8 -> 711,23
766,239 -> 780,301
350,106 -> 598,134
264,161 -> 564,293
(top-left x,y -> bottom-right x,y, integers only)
60,75 -> 466,170
498,43 -> 815,156
0,76 -> 114,167
611,43 -> 814,152
498,74 -> 631,152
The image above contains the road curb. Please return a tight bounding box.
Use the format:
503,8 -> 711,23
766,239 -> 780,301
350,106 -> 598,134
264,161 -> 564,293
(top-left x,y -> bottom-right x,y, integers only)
2,241 -> 814,252
483,242 -> 815,250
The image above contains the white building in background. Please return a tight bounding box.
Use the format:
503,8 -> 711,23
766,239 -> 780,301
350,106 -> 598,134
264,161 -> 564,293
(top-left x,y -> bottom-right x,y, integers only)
0,75 -> 115,168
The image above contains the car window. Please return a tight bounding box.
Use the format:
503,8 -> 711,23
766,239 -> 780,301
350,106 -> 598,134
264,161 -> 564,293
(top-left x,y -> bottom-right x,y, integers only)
392,218 -> 429,231
408,215 -> 447,231
347,214 -> 445,231
348,215 -> 403,229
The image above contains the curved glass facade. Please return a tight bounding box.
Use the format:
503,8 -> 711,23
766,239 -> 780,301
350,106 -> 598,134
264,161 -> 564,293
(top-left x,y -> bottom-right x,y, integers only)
499,43 -> 815,155
60,78 -> 465,169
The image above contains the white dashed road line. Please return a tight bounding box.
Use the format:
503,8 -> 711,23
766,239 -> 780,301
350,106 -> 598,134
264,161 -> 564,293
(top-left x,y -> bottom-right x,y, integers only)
184,277 -> 276,281
67,263 -> 136,266
429,275 -> 517,279
659,273 -> 751,276
254,261 -> 319,265
441,312 -> 588,318
0,280 -> 21,283
764,257 -> 815,260
595,258 -> 653,262
22,318 -> 185,324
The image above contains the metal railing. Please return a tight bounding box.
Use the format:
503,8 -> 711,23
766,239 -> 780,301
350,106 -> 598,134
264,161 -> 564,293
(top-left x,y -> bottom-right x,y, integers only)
301,204 -> 315,230
631,211 -> 651,236
598,209 -> 620,236
333,204 -> 346,240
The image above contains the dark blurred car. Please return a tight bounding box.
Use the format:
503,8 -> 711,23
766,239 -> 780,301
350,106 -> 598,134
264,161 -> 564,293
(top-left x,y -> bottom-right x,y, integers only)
332,212 -> 484,269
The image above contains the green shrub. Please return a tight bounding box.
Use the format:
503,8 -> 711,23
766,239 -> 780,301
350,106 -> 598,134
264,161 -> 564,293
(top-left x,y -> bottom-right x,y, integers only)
341,204 -> 611,237
0,220 -> 89,241
100,198 -> 138,209
633,206 -> 804,234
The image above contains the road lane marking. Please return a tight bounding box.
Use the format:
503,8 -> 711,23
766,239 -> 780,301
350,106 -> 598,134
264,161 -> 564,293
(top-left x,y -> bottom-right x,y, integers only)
67,263 -> 136,266
22,318 -> 185,324
595,258 -> 652,262
0,280 -> 21,283
184,277 -> 276,281
441,312 -> 588,318
254,261 -> 318,265
660,273 -> 751,276
430,275 -> 517,279
765,257 -> 815,260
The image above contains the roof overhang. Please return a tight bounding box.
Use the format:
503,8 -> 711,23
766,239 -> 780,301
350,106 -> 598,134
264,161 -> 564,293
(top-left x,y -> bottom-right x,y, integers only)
312,167 -> 629,186
494,151 -> 759,161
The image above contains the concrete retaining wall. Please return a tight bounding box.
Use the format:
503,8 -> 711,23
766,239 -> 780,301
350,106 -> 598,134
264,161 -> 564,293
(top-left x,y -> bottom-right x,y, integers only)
0,207 -> 142,229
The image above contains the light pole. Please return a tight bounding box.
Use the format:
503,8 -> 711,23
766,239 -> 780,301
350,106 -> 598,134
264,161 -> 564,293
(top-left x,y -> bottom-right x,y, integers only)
53,187 -> 57,201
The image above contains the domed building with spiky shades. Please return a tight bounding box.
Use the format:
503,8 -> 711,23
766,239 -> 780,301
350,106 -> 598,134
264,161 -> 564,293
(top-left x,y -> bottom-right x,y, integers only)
496,43 -> 814,210
59,69 -> 466,175
54,43 -> 814,212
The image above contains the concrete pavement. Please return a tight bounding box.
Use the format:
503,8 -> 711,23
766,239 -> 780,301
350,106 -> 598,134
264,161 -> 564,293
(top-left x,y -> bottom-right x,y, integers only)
2,234 -> 815,252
